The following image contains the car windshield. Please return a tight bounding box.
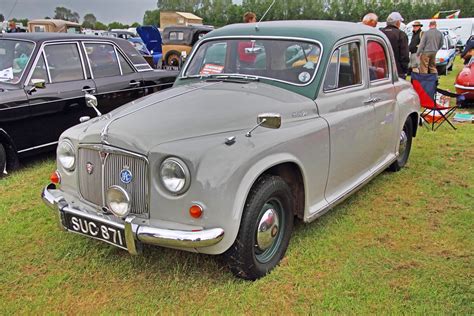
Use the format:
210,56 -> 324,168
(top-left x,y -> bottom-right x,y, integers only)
0,39 -> 35,84
183,38 -> 321,85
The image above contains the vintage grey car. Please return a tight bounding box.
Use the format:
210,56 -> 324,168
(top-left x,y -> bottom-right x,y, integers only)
42,21 -> 420,280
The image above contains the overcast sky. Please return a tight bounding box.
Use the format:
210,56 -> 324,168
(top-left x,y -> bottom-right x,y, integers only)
0,0 -> 245,24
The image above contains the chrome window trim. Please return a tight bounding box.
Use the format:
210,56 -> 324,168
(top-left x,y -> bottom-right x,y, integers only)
114,45 -> 124,75
17,141 -> 58,153
365,36 -> 392,85
0,38 -> 36,85
24,50 -> 51,85
322,39 -> 365,94
181,35 -> 324,87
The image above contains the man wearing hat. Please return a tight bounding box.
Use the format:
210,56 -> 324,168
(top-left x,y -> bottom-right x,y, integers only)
380,12 -> 409,79
417,20 -> 444,74
408,21 -> 423,73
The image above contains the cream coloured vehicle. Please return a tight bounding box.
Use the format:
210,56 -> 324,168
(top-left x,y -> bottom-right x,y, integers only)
42,21 -> 420,280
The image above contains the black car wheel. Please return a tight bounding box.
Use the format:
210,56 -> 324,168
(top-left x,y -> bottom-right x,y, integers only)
224,175 -> 294,280
389,118 -> 413,172
0,143 -> 7,177
166,51 -> 181,67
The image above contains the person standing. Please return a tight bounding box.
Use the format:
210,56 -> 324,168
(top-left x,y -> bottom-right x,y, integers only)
380,12 -> 409,79
417,20 -> 444,74
362,13 -> 378,27
408,21 -> 423,73
243,12 -> 257,23
7,20 -> 20,33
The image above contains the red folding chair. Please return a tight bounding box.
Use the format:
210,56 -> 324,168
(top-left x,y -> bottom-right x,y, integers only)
411,73 -> 463,131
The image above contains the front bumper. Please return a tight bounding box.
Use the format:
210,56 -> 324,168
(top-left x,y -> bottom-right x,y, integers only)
42,184 -> 225,254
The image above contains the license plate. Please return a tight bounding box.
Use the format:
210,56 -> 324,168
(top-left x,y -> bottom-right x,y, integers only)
64,212 -> 126,249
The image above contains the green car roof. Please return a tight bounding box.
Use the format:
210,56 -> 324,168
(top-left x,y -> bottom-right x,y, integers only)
178,21 -> 386,99
206,20 -> 382,49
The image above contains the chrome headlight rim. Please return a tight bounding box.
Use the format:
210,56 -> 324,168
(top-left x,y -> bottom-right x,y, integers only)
159,157 -> 191,195
57,139 -> 76,172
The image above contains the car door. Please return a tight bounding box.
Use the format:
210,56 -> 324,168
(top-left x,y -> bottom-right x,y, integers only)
82,41 -> 145,113
316,38 -> 376,204
366,37 -> 398,167
26,42 -> 97,147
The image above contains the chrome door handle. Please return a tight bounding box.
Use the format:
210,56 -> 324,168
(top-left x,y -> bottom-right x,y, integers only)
364,98 -> 375,105
129,81 -> 140,87
82,87 -> 95,93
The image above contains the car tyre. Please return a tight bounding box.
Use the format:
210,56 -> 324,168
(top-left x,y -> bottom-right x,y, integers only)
165,51 -> 181,67
0,143 -> 7,177
388,118 -> 413,172
224,175 -> 294,280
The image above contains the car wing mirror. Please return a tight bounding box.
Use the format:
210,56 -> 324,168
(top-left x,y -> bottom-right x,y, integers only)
246,113 -> 281,137
85,93 -> 101,117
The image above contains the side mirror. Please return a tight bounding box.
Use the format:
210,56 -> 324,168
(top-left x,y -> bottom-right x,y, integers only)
85,93 -> 101,117
258,113 -> 281,129
31,79 -> 46,89
246,113 -> 281,137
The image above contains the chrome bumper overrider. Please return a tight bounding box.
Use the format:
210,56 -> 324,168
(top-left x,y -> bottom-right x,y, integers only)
42,184 -> 225,254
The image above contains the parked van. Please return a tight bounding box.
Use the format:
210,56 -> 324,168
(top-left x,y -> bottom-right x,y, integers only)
406,18 -> 474,48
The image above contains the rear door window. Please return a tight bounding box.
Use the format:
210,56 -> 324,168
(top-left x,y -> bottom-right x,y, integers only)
44,43 -> 84,83
367,40 -> 389,81
84,43 -> 121,78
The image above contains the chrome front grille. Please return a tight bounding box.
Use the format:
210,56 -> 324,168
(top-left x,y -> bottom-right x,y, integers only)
78,146 -> 149,216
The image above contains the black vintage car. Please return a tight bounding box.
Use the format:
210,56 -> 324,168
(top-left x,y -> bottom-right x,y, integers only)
0,33 -> 177,175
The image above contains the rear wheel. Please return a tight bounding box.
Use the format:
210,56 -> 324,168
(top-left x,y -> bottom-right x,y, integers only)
224,175 -> 294,280
389,118 -> 413,172
165,51 -> 181,67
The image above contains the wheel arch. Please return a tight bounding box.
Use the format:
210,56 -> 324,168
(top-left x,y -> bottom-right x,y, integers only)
408,111 -> 419,138
231,154 -> 307,231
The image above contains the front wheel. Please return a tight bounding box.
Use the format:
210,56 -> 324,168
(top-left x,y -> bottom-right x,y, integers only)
0,144 -> 6,176
224,175 -> 294,280
388,118 -> 413,172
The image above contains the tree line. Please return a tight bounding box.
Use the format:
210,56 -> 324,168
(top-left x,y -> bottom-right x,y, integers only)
3,0 -> 473,30
146,0 -> 473,26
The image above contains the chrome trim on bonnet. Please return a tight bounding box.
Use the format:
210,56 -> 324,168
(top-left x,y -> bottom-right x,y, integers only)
42,184 -> 225,252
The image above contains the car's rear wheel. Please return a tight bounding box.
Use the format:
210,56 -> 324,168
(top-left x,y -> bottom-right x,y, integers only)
165,51 -> 180,66
224,175 -> 294,280
389,118 -> 413,172
0,143 -> 7,177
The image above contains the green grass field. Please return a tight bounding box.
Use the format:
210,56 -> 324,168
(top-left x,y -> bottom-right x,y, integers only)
0,59 -> 473,314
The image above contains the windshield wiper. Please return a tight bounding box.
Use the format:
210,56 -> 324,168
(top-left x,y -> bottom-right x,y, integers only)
205,74 -> 260,82
179,74 -> 211,80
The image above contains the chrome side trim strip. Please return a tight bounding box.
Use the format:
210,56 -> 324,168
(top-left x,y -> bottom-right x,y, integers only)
18,141 -> 58,153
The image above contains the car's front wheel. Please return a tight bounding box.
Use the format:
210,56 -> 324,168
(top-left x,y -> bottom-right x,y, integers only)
389,118 -> 413,172
224,175 -> 294,280
0,143 -> 7,177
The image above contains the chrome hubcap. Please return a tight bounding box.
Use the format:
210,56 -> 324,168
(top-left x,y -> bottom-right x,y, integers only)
256,208 -> 280,251
399,129 -> 408,157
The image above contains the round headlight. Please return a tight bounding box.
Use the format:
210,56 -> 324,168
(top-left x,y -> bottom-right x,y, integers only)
160,157 -> 190,195
106,186 -> 131,218
57,140 -> 76,171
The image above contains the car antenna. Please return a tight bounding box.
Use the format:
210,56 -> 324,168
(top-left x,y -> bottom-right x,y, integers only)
255,0 -> 276,31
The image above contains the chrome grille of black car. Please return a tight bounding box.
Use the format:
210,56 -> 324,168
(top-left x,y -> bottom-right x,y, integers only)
78,146 -> 149,216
